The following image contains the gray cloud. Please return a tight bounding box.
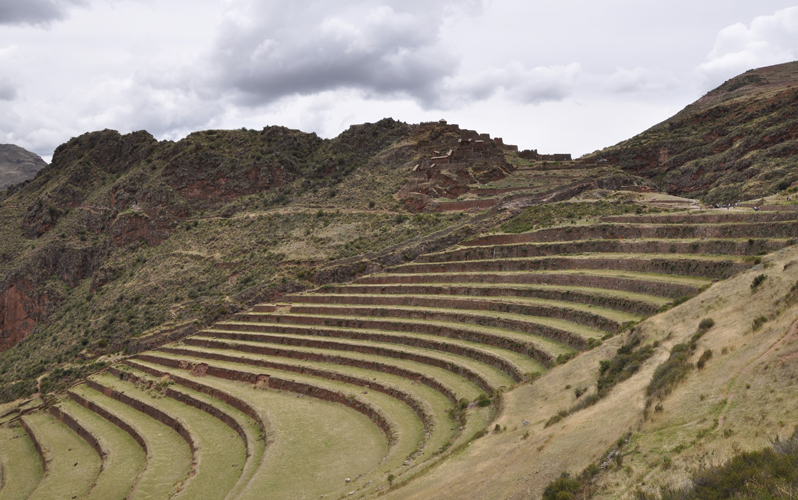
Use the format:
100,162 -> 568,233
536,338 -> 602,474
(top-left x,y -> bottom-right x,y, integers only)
203,0 -> 483,108
0,78 -> 16,100
0,0 -> 84,26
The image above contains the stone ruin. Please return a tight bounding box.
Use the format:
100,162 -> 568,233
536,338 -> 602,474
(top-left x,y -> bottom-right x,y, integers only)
518,150 -> 572,162
395,121 -> 518,211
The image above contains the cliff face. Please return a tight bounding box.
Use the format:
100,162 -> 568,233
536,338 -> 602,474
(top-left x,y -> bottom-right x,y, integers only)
599,61 -> 798,203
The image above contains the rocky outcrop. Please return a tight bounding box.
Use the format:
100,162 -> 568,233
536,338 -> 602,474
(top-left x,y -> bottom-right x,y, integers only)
0,278 -> 51,351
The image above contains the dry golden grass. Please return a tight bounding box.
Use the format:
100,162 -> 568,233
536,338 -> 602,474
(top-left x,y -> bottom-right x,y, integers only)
379,244 -> 798,500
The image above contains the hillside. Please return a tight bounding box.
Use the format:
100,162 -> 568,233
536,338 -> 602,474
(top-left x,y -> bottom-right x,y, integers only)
0,144 -> 47,191
597,61 -> 798,203
0,63 -> 798,500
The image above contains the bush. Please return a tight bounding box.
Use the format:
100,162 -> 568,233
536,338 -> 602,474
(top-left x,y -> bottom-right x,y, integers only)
752,316 -> 768,331
751,274 -> 768,290
697,349 -> 713,370
636,426 -> 798,500
698,318 -> 715,331
542,473 -> 581,500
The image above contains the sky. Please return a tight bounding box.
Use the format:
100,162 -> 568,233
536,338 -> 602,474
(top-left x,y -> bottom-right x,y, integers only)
1,1 -> 798,162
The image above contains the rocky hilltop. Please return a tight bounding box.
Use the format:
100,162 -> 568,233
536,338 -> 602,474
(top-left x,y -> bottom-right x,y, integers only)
597,61 -> 798,203
0,144 -> 47,191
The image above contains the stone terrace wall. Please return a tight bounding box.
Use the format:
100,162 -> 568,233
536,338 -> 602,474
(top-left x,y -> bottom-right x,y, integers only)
68,391 -> 148,450
150,348 -> 434,429
388,257 -> 749,280
355,273 -> 700,299
313,284 -> 660,316
133,354 -> 396,442
186,336 -> 493,394
108,366 -> 249,448
122,359 -> 268,439
180,338 -> 459,402
48,405 -> 104,458
200,327 -> 531,379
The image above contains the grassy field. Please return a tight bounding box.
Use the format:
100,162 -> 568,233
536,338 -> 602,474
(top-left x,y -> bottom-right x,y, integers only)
130,358 -> 390,500
89,372 -> 248,500
69,384 -> 193,500
56,398 -> 146,500
0,423 -> 44,500
23,411 -> 101,500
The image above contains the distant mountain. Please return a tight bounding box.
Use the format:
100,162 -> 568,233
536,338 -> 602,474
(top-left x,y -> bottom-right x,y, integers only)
597,61 -> 798,203
0,144 -> 48,190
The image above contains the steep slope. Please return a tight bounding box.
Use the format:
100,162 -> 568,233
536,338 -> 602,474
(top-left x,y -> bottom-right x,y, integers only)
598,61 -> 798,203
0,144 -> 47,191
0,119 -> 516,404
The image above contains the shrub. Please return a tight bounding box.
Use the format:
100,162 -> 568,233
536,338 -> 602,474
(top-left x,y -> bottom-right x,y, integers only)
697,349 -> 713,370
542,473 -> 581,500
752,316 -> 768,331
698,318 -> 715,331
751,274 -> 768,290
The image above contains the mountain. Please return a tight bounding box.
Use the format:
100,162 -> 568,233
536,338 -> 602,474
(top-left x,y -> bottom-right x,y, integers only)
0,144 -> 48,190
598,61 -> 798,203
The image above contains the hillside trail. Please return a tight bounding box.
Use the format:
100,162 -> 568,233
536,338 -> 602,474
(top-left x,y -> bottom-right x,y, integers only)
716,316 -> 798,430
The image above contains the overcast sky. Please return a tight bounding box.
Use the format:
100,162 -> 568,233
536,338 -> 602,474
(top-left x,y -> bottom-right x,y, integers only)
1,0 -> 798,162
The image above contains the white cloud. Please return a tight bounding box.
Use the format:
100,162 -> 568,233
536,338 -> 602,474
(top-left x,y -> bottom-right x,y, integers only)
442,62 -> 582,107
601,67 -> 680,94
698,6 -> 798,87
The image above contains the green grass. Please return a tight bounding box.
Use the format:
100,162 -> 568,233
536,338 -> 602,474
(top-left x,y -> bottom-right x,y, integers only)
69,384 -> 193,500
184,338 -> 485,401
252,309 -> 605,347
500,201 -> 663,233
23,412 -> 101,500
327,283 -> 670,308
89,373 -> 248,500
0,423 -> 44,500
295,293 -> 644,324
202,328 -> 518,389
224,313 -> 562,371
368,268 -> 713,286
156,345 -> 464,464
56,398 -> 146,500
113,364 -> 267,500
128,358 -> 393,500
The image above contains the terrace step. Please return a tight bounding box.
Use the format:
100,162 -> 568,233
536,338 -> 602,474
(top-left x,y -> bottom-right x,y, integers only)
600,211 -> 798,224
87,373 -> 248,500
418,238 -> 790,262
464,221 -> 798,246
21,411 -> 102,500
146,347 -> 440,430
354,270 -> 707,299
121,359 -> 392,500
68,384 -> 192,499
177,336 -> 485,400
192,330 -> 517,390
311,283 -> 667,316
0,421 -> 44,500
385,254 -> 750,280
127,354 -> 429,479
234,309 -> 579,361
108,364 -> 268,500
51,399 -> 146,500
284,294 -> 640,331
145,347 -> 462,460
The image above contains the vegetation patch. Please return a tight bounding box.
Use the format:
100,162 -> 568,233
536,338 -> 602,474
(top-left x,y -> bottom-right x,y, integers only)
500,201 -> 662,234
635,426 -> 798,500
646,318 -> 715,406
